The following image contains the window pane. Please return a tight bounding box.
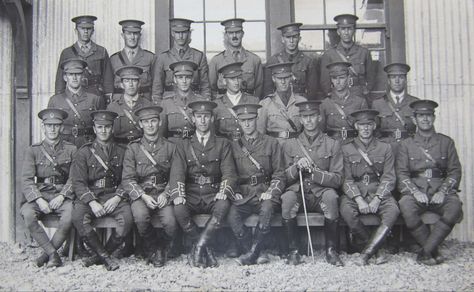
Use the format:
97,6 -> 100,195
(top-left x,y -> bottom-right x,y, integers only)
355,29 -> 384,49
324,29 -> 340,49
174,0 -> 204,21
242,21 -> 266,51
190,23 -> 205,51
355,0 -> 385,24
206,52 -> 220,61
294,0 -> 324,24
300,30 -> 325,51
236,0 -> 265,19
205,0 -> 235,21
325,0 -> 354,24
254,51 -> 266,64
205,22 -> 226,52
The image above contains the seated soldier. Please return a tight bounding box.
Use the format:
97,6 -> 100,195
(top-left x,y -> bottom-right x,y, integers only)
340,109 -> 400,266
397,100 -> 463,265
227,103 -> 286,265
173,100 -> 238,268
71,110 -> 133,271
20,109 -> 76,268
122,106 -> 184,267
281,101 -> 344,266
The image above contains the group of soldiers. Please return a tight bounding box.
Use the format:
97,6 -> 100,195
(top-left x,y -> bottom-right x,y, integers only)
20,13 -> 463,271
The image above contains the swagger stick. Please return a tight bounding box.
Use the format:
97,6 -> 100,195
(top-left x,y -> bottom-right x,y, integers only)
299,169 -> 315,263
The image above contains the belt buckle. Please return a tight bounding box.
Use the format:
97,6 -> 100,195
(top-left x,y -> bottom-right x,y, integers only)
349,77 -> 354,87
341,129 -> 348,140
182,129 -> 189,138
197,175 -> 207,186
127,135 -> 135,141
46,176 -> 55,184
151,175 -> 157,185
96,178 -> 105,188
425,169 -> 432,178
282,131 -> 290,139
395,128 -> 402,140
232,131 -> 241,140
71,126 -> 79,137
363,174 -> 370,185
250,175 -> 258,186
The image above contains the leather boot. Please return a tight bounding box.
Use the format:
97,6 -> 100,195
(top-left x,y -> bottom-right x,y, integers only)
111,229 -> 134,259
36,252 -> 49,267
324,219 -> 344,267
205,246 -> 219,267
283,218 -> 301,265
150,233 -> 172,268
355,225 -> 390,266
193,217 -> 219,268
183,222 -> 201,267
46,251 -> 63,268
236,226 -> 266,266
410,222 -> 430,247
350,221 -> 370,253
83,231 -> 119,271
227,228 -> 251,258
418,220 -> 453,266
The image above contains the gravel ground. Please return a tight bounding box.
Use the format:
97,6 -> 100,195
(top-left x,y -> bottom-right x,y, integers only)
0,240 -> 473,291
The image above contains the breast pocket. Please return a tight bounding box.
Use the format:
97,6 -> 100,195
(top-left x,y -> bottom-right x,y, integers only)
293,68 -> 307,85
242,69 -> 255,89
371,155 -> 385,173
408,152 -> 424,171
87,59 -> 102,75
164,68 -> 174,86
315,151 -> 332,171
167,112 -> 189,130
217,116 -> 238,133
348,154 -> 362,175
156,154 -> 171,171
254,153 -> 271,173
353,61 -> 365,75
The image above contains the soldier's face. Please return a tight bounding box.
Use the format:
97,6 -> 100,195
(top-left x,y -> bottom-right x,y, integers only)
192,112 -> 213,134
225,30 -> 244,48
64,72 -> 83,90
355,121 -> 376,139
238,116 -> 257,136
139,117 -> 160,136
171,30 -> 191,46
42,123 -> 63,141
93,124 -> 114,142
223,76 -> 242,94
122,31 -> 141,49
281,34 -> 300,52
414,113 -> 435,131
75,26 -> 94,43
337,26 -> 355,43
300,113 -> 320,132
387,74 -> 407,93
331,74 -> 349,91
272,75 -> 292,92
174,74 -> 192,92
121,78 -> 140,96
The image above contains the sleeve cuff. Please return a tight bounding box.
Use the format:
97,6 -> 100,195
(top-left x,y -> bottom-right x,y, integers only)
79,190 -> 97,204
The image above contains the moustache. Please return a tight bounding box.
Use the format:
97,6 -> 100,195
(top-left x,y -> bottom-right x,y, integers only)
232,37 -> 238,41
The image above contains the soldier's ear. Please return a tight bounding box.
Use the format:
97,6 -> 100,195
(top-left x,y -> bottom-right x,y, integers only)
191,114 -> 196,124
411,115 -> 417,126
120,81 -> 125,90
63,74 -> 68,82
138,120 -> 144,129
210,115 -> 215,123
59,124 -> 65,133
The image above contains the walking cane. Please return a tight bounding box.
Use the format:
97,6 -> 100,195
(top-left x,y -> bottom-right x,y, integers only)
299,168 -> 315,263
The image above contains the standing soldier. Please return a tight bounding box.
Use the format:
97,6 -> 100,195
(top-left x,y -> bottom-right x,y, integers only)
152,18 -> 211,103
372,63 -> 419,154
20,109 -> 76,268
110,20 -> 155,102
209,18 -> 263,99
214,62 -> 259,141
280,101 -> 344,266
263,23 -> 319,100
340,109 -> 400,266
122,106 -> 184,267
71,111 -> 133,271
159,61 -> 204,142
397,100 -> 463,265
319,62 -> 368,143
173,101 -> 237,268
319,14 -> 375,102
107,65 -> 152,146
257,62 -> 307,143
55,15 -> 114,104
227,103 -> 285,265
49,58 -> 105,147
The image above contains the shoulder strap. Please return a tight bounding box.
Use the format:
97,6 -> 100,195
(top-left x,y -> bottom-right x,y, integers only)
122,109 -> 141,131
64,96 -> 84,121
329,99 -> 347,118
118,51 -> 127,66
334,50 -> 358,76
352,142 -> 381,177
189,143 -> 204,168
386,99 -> 406,127
418,146 -> 438,165
237,139 -> 264,173
139,143 -> 169,173
226,106 -> 238,119
71,45 -> 79,57
173,100 -> 195,127
89,147 -> 110,171
279,108 -> 298,132
39,144 -> 68,178
295,137 -> 318,169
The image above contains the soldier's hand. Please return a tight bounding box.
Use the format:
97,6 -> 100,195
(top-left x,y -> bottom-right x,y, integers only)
89,200 -> 106,217
36,198 -> 52,214
156,193 -> 168,209
355,196 -> 370,214
369,196 -> 381,213
296,158 -> 313,172
259,192 -> 272,201
173,197 -> 186,205
142,194 -> 158,210
103,195 -> 121,214
234,193 -> 244,201
430,191 -> 446,205
413,191 -> 429,205
49,195 -> 65,210
214,192 -> 227,201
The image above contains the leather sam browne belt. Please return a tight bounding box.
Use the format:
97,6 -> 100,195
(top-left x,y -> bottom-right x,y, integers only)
267,131 -> 299,139
216,130 -> 242,141
326,129 -> 358,140
411,168 -> 446,179
138,174 -> 168,185
169,128 -> 195,138
114,135 -> 139,144
238,175 -> 270,186
91,177 -> 117,188
36,176 -> 67,185
353,173 -> 379,185
114,85 -> 152,94
186,175 -> 220,185
379,129 -> 410,140
63,127 -> 94,137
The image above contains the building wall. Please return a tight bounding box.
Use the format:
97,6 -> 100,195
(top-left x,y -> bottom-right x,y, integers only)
0,8 -> 14,242
405,0 -> 474,241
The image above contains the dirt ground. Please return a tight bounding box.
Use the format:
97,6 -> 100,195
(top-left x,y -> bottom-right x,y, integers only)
0,240 -> 473,291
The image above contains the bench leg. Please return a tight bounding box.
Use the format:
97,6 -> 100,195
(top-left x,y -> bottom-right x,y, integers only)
68,229 -> 76,261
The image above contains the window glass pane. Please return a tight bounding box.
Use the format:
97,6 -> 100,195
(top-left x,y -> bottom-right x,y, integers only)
241,21 -> 266,51
254,51 -> 266,64
207,52 -> 220,61
300,30 -> 325,51
205,0 -> 235,21
355,0 -> 385,24
190,23 -> 205,51
205,22 -> 226,52
355,29 -> 384,49
324,29 -> 340,49
294,0 -> 324,24
325,0 -> 354,24
236,0 -> 265,19
174,0 -> 204,21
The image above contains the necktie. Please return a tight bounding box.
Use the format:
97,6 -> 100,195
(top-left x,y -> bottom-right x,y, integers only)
248,138 -> 254,145
81,45 -> 88,53
128,50 -> 135,61
179,49 -> 185,59
233,50 -> 239,61
200,137 -> 205,147
396,96 -> 400,105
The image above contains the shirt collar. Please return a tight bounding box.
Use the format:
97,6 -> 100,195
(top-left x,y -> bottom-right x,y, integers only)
390,90 -> 405,103
195,131 -> 211,142
226,91 -> 242,106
